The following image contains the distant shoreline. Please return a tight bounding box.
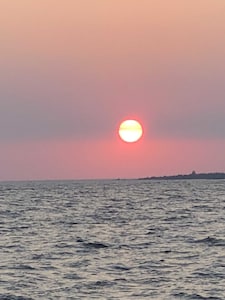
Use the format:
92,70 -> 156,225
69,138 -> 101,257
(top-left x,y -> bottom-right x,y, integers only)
139,171 -> 225,180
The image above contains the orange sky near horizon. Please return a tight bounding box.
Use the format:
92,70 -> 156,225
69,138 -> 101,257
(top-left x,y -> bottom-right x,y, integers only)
1,1 -> 225,180
1,137 -> 225,181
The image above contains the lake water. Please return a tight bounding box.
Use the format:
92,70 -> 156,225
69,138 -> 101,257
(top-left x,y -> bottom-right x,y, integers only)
1,179 -> 225,299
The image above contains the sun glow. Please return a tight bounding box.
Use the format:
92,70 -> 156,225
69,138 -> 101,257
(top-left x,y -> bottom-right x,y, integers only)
118,119 -> 143,143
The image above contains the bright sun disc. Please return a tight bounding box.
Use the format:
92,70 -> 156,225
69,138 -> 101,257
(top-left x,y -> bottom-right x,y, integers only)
118,119 -> 143,143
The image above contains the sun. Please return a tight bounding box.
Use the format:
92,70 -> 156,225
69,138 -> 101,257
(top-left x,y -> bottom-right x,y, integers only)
118,119 -> 143,143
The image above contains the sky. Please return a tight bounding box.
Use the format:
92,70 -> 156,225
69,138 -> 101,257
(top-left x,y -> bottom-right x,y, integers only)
1,0 -> 225,180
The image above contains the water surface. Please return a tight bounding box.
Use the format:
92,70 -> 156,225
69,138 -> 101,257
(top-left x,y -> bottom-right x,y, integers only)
1,179 -> 225,299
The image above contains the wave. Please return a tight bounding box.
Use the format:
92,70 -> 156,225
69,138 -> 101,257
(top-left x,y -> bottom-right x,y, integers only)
83,241 -> 109,249
0,295 -> 33,300
192,236 -> 225,246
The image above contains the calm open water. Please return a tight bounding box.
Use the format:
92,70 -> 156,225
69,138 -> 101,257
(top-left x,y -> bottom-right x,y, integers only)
1,179 -> 225,299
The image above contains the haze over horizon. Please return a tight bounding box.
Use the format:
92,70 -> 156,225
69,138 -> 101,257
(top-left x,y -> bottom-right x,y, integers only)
1,1 -> 225,181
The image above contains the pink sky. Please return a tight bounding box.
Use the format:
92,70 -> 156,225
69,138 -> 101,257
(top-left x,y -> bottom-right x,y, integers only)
1,1 -> 225,180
